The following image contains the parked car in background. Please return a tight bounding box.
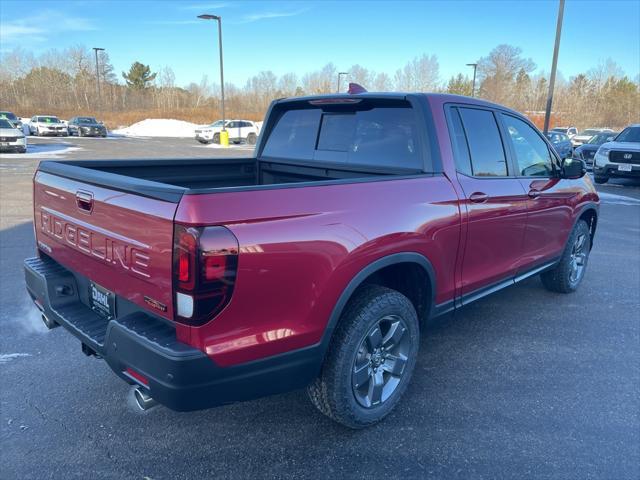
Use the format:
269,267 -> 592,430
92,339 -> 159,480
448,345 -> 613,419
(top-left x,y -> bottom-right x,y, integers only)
68,116 -> 108,137
28,115 -> 68,137
0,110 -> 22,130
24,92 -> 597,428
571,128 -> 614,147
593,124 -> 640,184
545,131 -> 573,159
0,118 -> 27,153
552,126 -> 578,139
573,131 -> 617,168
195,119 -> 260,145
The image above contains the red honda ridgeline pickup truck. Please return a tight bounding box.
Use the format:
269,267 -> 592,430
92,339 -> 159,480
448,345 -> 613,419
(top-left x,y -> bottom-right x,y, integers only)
24,93 -> 598,428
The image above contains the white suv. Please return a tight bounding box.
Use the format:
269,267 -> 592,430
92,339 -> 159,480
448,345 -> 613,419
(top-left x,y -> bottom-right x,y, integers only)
195,120 -> 260,145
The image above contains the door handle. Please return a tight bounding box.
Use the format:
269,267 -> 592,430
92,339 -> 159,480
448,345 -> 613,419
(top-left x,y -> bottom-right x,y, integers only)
469,192 -> 489,203
528,189 -> 541,199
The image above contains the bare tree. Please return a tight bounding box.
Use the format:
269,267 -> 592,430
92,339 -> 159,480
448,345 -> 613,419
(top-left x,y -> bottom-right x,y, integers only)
394,54 -> 440,92
302,63 -> 336,94
477,44 -> 535,104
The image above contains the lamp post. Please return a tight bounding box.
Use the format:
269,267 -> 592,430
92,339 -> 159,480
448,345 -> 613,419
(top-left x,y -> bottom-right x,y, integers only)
337,72 -> 349,93
198,14 -> 226,134
466,63 -> 477,97
543,0 -> 565,135
92,47 -> 105,104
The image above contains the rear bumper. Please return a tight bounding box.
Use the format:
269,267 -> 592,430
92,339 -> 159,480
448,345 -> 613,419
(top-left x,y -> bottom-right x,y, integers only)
24,255 -> 321,411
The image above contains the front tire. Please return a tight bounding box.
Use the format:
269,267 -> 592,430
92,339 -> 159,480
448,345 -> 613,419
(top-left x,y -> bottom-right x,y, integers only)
307,285 -> 420,429
541,219 -> 591,293
593,175 -> 608,184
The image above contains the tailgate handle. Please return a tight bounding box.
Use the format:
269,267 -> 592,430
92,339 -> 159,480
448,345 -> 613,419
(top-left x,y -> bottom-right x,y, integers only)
76,191 -> 94,213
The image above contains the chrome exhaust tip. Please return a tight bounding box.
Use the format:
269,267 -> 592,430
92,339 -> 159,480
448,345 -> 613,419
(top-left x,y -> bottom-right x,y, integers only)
41,313 -> 59,330
133,387 -> 157,411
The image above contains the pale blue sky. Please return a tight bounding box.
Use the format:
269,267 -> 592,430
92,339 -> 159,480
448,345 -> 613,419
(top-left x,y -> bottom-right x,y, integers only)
1,0 -> 638,87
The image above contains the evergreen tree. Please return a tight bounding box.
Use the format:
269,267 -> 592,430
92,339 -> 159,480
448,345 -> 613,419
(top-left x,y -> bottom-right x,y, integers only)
447,73 -> 472,96
122,62 -> 157,89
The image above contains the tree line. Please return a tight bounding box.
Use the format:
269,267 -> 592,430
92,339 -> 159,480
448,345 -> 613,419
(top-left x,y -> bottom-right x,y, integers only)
0,44 -> 637,129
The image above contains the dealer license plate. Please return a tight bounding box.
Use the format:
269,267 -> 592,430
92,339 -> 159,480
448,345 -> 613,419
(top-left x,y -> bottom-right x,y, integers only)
89,282 -> 116,319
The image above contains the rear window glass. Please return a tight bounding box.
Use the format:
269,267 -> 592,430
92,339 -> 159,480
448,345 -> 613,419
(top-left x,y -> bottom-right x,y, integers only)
262,109 -> 320,161
262,103 -> 422,170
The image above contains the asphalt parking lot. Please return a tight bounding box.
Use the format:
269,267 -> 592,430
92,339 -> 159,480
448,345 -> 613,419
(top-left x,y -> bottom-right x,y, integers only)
1,137 -> 639,479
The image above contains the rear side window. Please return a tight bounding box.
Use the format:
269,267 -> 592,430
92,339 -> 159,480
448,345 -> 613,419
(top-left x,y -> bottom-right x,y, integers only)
457,107 -> 508,177
262,103 -> 422,170
448,108 -> 472,176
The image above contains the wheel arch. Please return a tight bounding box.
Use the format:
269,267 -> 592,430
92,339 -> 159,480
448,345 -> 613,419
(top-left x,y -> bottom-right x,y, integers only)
575,203 -> 598,249
318,253 -> 436,357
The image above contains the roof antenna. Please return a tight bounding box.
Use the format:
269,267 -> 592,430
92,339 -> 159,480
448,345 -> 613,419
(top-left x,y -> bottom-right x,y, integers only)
347,83 -> 368,94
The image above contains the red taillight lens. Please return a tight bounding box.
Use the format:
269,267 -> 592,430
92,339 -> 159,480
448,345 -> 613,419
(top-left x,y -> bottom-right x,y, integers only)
177,229 -> 197,285
173,224 -> 239,326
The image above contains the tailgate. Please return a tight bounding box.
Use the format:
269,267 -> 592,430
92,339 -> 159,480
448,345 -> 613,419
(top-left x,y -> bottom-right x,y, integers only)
34,171 -> 178,320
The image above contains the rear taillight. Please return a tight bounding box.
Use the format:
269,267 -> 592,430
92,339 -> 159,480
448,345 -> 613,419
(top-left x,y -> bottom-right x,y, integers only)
173,224 -> 239,326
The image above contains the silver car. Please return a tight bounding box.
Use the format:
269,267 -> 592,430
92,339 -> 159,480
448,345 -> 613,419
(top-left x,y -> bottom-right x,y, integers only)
0,118 -> 27,153
28,115 -> 68,137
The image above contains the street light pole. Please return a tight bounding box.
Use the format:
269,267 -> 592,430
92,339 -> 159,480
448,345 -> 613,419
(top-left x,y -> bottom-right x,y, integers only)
337,72 -> 348,93
466,63 -> 477,97
92,47 -> 105,104
543,0 -> 565,135
198,14 -> 226,132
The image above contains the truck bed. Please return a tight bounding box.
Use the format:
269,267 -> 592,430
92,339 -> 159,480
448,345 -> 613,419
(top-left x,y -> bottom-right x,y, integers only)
38,158 -> 412,203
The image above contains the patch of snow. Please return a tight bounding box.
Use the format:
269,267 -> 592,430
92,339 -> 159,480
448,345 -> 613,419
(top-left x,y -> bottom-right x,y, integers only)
598,191 -> 640,206
0,142 -> 82,159
0,353 -> 31,364
112,119 -> 199,138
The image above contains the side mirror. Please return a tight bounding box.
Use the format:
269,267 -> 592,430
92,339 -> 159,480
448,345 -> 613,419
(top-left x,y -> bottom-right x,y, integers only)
561,158 -> 586,179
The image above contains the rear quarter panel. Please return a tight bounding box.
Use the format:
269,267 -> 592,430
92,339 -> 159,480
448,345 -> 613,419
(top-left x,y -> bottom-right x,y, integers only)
176,176 -> 461,366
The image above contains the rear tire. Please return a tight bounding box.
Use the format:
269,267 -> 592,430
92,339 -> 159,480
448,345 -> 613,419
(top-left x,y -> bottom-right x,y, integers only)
246,133 -> 257,145
541,220 -> 591,293
593,175 -> 608,184
307,285 -> 419,429
213,133 -> 220,144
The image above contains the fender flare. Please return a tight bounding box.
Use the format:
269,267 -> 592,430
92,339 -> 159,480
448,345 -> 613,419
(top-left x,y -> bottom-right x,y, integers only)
318,252 -> 437,354
573,201 -> 599,246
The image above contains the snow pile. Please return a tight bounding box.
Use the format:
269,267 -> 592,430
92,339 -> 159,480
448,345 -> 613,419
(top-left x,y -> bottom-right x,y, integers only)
112,119 -> 199,138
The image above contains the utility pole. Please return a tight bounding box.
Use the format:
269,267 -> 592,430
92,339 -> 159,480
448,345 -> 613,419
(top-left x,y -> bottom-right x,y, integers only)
93,47 -> 105,105
543,0 -> 565,134
337,72 -> 349,93
466,63 -> 478,97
